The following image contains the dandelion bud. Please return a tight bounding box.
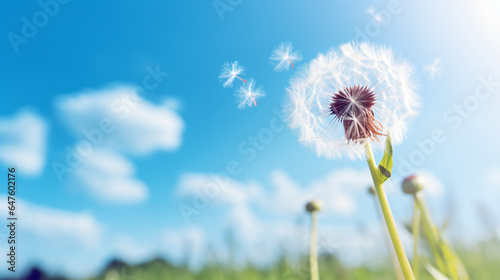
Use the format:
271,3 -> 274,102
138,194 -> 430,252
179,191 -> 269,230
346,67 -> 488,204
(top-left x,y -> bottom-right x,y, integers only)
401,174 -> 424,195
305,200 -> 323,213
368,186 -> 376,196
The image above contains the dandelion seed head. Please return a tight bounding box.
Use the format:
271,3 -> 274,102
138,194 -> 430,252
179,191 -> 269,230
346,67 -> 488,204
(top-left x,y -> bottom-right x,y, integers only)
235,79 -> 265,109
329,85 -> 384,142
219,61 -> 245,87
284,42 -> 420,159
270,42 -> 303,71
368,186 -> 376,195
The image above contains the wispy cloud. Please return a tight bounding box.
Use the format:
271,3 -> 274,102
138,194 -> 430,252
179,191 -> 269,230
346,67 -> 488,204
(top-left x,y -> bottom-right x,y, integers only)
56,85 -> 184,155
54,85 -> 185,203
174,168 -> 384,266
73,149 -> 149,203
0,197 -> 102,246
0,110 -> 48,175
264,169 -> 372,216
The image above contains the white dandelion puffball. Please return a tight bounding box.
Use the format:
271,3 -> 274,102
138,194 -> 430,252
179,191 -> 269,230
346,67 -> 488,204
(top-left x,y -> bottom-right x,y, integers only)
284,42 -> 419,159
270,42 -> 302,71
219,61 -> 247,88
235,79 -> 265,109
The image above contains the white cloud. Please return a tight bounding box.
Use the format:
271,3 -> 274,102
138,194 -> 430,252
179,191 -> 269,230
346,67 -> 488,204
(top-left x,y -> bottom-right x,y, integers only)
175,168 -> 379,266
73,149 -> 149,203
54,85 -> 185,203
175,169 -> 371,229
56,85 -> 184,155
265,169 -> 372,216
176,172 -> 263,212
0,110 -> 47,175
317,223 -> 398,267
0,197 -> 102,246
176,172 -> 264,244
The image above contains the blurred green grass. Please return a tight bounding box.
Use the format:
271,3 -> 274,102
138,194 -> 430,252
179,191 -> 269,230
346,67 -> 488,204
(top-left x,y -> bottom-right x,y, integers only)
82,239 -> 500,280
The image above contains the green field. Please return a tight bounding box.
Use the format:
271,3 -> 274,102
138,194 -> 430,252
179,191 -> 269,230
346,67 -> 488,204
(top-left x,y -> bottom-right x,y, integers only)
76,239 -> 500,280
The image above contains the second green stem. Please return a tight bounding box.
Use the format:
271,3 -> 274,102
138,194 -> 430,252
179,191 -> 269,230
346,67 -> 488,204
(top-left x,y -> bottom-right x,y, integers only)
310,211 -> 319,280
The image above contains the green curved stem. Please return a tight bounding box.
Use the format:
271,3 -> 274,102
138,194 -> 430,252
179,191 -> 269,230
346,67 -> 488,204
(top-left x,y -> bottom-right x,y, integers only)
372,195 -> 405,280
365,142 -> 415,280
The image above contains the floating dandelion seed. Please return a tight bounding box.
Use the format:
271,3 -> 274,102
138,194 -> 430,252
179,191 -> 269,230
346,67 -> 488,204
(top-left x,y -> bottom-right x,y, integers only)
235,79 -> 265,109
285,42 -> 419,159
366,6 -> 384,25
270,42 -> 302,71
372,13 -> 384,25
219,61 -> 247,87
366,5 -> 376,15
423,58 -> 442,81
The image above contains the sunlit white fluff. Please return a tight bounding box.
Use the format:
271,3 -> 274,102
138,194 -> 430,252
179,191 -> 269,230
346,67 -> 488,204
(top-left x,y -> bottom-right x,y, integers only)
219,61 -> 247,87
270,42 -> 302,71
284,42 -> 419,159
235,79 -> 265,109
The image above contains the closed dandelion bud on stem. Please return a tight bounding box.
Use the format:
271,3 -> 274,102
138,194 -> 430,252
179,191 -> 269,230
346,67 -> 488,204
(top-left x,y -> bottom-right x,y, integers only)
368,186 -> 377,196
306,199 -> 322,280
402,174 -> 424,195
306,200 -> 323,213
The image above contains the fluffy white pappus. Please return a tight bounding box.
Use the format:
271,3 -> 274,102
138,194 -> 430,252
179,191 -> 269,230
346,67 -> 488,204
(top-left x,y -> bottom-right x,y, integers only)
219,61 -> 247,88
235,79 -> 265,109
284,42 -> 420,160
270,42 -> 302,71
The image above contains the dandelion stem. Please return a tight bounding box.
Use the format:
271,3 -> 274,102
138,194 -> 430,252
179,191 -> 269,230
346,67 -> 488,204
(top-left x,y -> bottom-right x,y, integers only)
412,200 -> 420,280
414,193 -> 455,279
309,211 -> 319,280
288,58 -> 295,69
365,142 -> 415,280
236,76 -> 247,83
371,194 -> 405,280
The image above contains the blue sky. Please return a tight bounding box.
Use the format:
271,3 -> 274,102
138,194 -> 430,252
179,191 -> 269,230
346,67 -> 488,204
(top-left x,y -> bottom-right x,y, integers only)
1,0 -> 500,277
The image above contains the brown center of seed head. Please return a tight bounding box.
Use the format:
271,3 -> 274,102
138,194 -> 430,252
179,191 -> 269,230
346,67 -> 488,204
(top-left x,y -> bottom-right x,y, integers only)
329,85 -> 384,142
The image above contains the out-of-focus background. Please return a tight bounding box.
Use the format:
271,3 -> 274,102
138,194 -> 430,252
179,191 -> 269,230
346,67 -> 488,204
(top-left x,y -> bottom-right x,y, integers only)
1,0 -> 500,279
